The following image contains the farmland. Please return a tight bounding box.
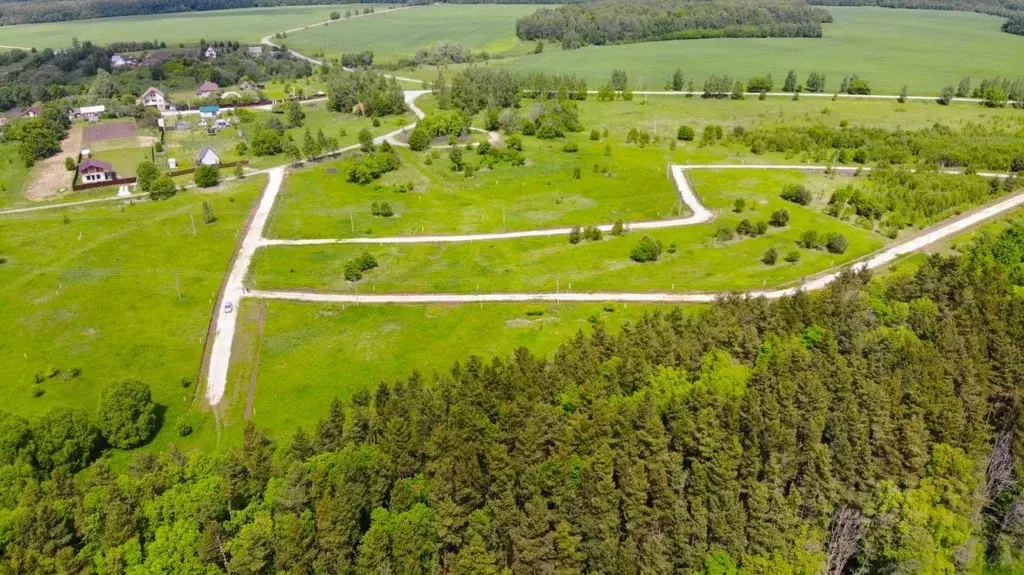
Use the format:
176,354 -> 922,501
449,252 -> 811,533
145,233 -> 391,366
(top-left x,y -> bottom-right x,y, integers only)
0,4 -> 389,49
285,4 -> 536,63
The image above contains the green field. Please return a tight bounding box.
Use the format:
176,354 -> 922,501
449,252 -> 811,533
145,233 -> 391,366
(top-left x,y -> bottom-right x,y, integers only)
225,299 -> 689,436
0,4 -> 384,49
397,7 -> 1024,96
250,169 -> 887,294
287,4 -> 536,63
0,143 -> 31,207
0,177 -> 263,454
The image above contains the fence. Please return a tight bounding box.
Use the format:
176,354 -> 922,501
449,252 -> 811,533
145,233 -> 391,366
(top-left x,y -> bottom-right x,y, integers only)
73,176 -> 137,191
166,159 -> 248,178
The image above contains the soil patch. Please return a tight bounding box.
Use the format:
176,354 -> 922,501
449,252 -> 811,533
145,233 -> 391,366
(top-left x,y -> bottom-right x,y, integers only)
23,125 -> 82,201
83,121 -> 137,144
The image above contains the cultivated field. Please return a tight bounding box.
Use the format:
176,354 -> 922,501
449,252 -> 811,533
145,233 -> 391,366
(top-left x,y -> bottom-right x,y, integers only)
286,4 -> 536,63
404,7 -> 1024,95
0,4 -> 387,49
0,177 -> 264,452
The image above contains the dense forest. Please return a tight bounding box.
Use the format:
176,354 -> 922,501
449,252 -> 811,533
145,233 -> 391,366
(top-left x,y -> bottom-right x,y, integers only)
515,0 -> 833,47
2,220 -> 1024,573
806,0 -> 1024,18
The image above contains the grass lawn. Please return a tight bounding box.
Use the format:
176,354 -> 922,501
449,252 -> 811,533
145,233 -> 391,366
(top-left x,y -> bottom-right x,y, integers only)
250,169 -> 887,293
286,4 -> 536,64
224,300 -> 691,438
0,143 -> 31,208
0,176 -> 265,456
400,7 -> 1024,96
0,4 -> 388,49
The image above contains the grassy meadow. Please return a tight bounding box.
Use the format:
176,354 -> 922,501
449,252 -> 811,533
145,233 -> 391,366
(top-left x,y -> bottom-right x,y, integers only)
0,176 -> 264,455
250,169 -> 888,294
286,4 -> 536,63
0,4 -> 387,49
224,299 -> 690,437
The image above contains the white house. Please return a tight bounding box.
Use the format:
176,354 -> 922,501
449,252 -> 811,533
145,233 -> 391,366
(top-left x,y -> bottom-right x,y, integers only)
204,46 -> 218,59
137,87 -> 169,111
110,54 -> 127,68
196,147 -> 221,166
79,158 -> 117,183
69,104 -> 105,121
246,46 -> 263,57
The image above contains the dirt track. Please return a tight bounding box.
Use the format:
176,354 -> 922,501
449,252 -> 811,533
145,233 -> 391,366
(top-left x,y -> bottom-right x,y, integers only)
24,125 -> 81,201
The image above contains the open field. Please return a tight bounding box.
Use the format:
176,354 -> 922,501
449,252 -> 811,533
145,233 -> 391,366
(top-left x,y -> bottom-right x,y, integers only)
0,177 -> 264,453
397,7 -> 1024,96
0,143 -> 31,208
224,299 -> 690,437
286,4 -> 536,63
0,4 -> 387,49
251,169 -> 887,293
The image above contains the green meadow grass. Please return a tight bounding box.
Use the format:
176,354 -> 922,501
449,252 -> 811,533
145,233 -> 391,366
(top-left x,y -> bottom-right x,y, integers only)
225,300 -> 692,437
401,7 -> 1024,96
0,176 -> 264,454
0,143 -> 31,208
286,4 -> 536,63
0,4 -> 385,49
250,169 -> 887,294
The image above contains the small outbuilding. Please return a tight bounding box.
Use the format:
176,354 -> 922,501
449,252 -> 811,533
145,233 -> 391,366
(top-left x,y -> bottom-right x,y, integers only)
196,147 -> 221,166
196,81 -> 220,97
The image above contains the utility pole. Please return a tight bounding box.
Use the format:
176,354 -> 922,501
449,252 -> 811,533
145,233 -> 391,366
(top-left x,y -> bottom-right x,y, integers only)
190,213 -> 197,236
173,270 -> 181,300
350,212 -> 355,233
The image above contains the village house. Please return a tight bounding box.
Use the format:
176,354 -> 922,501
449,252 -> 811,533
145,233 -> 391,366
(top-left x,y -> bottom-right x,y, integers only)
78,158 -> 117,184
69,105 -> 106,122
204,46 -> 218,59
246,46 -> 263,57
110,54 -> 128,68
199,105 -> 220,120
1,103 -> 43,126
196,81 -> 220,97
137,87 -> 169,111
196,147 -> 221,166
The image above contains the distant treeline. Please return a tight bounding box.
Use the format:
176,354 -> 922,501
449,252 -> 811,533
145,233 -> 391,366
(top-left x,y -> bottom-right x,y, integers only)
515,0 -> 833,48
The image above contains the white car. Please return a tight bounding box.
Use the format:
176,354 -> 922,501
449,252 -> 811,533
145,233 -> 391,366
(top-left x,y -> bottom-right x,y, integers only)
224,302 -> 234,313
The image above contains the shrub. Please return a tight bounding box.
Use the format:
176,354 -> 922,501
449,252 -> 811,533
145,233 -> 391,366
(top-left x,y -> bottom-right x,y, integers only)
590,129 -> 600,141
677,125 -> 695,141
755,221 -> 768,235
562,141 -> 578,153
522,121 -> 536,136
64,157 -> 75,171
348,151 -> 400,184
135,161 -> 160,192
372,117 -> 381,127
799,230 -> 821,249
630,236 -> 662,263
584,225 -> 602,241
357,251 -> 377,271
784,250 -> 801,262
149,176 -> 176,200
379,202 -> 393,217
780,183 -> 813,206
573,166 -> 581,179
194,165 -> 220,188
736,219 -> 755,236
569,226 -> 582,244
826,233 -> 848,254
733,198 -> 746,213
714,225 -> 735,242
507,134 -> 523,151
178,422 -> 193,437
344,259 -> 363,281
610,220 -> 625,236
99,379 -> 157,449
762,247 -> 778,265
769,209 -> 790,227
154,141 -> 164,153
408,128 -> 430,151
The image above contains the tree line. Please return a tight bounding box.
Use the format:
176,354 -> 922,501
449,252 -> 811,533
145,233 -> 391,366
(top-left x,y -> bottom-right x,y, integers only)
2,221 -> 1024,572
806,0 -> 1024,30
515,0 -> 833,48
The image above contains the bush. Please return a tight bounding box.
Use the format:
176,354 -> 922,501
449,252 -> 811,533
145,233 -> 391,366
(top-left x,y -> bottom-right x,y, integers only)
408,128 -> 430,151
149,176 -> 176,200
610,220 -> 625,236
780,183 -> 813,206
348,151 -> 400,184
573,166 -> 581,179
755,221 -> 768,235
677,125 -> 695,141
736,219 -> 755,236
714,225 -> 735,242
733,198 -> 746,213
762,247 -> 778,265
562,141 -> 578,153
178,422 -> 193,437
784,250 -> 801,262
569,226 -> 582,244
194,165 -> 219,188
590,129 -> 600,141
64,157 -> 75,171
799,230 -> 822,249
826,233 -> 848,254
98,379 -> 157,449
769,209 -> 790,227
630,236 -> 662,263
357,251 -> 377,271
584,225 -> 602,241
32,407 -> 99,471
507,134 -> 523,151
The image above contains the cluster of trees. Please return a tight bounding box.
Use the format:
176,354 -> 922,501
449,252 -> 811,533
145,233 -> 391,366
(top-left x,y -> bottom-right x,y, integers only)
515,0 -> 832,47
807,0 -> 1024,28
341,50 -> 374,69
3,103 -> 70,166
344,251 -> 378,281
5,223 -> 1024,572
797,228 -> 848,252
739,122 -> 1024,172
825,168 -> 1018,237
326,69 -> 406,117
0,0 -> 381,25
1004,15 -> 1024,35
347,147 -> 400,184
413,41 -> 473,65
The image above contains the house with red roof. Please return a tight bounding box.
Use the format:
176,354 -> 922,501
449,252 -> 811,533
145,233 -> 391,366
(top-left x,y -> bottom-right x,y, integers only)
196,81 -> 220,97
78,158 -> 117,184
